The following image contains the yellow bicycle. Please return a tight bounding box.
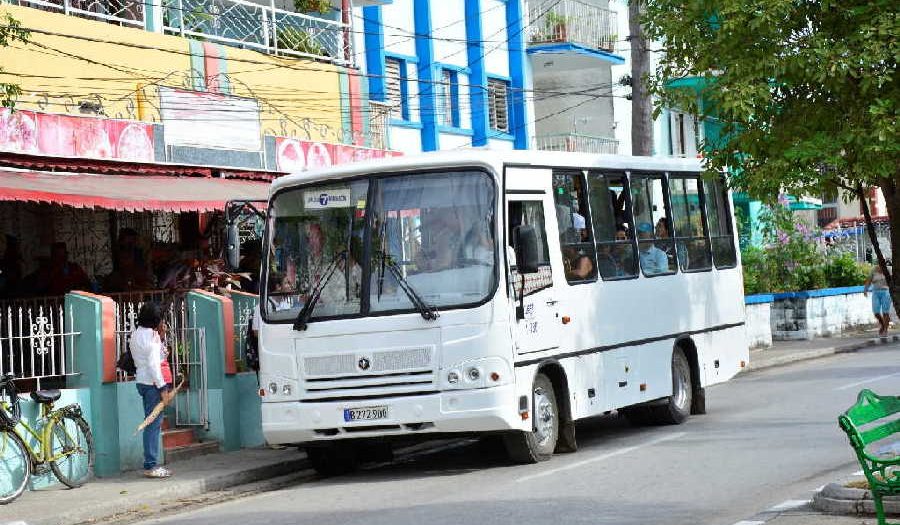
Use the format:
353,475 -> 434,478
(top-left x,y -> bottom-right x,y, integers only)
0,373 -> 94,504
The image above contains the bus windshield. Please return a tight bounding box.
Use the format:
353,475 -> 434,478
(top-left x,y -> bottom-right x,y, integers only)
263,170 -> 497,323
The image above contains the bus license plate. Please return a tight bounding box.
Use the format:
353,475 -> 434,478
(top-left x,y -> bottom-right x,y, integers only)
344,406 -> 388,422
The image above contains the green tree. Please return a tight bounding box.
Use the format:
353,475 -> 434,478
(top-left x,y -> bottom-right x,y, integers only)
642,0 -> 898,302
1,14 -> 29,108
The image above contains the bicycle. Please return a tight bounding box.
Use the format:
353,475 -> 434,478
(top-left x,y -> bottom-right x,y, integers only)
0,373 -> 95,504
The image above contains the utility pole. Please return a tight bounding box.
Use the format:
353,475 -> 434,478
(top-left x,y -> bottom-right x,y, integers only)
629,0 -> 653,156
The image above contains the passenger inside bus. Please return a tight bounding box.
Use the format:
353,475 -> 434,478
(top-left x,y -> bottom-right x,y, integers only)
597,227 -> 634,278
637,222 -> 669,275
563,247 -> 594,281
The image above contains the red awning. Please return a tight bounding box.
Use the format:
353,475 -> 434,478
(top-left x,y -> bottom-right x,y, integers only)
0,169 -> 270,212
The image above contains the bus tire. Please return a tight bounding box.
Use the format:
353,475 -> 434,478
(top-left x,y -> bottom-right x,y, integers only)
503,373 -> 558,463
305,443 -> 359,476
649,347 -> 693,425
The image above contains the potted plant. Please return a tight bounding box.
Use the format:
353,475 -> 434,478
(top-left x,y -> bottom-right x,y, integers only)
543,12 -> 569,42
274,27 -> 326,56
293,0 -> 331,14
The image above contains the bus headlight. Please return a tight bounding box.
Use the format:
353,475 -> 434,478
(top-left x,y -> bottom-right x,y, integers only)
442,357 -> 511,390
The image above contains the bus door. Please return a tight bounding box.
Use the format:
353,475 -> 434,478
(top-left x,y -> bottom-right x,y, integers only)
506,189 -> 562,357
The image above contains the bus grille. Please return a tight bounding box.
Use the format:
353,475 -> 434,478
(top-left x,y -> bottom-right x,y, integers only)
301,346 -> 437,402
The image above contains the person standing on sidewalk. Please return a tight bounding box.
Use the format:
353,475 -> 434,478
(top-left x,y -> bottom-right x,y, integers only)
864,262 -> 892,337
132,302 -> 174,479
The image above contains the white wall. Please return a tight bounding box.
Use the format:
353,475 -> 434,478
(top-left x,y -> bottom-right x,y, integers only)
481,0 -> 510,77
431,1 -> 468,68
381,0 -> 417,57
389,126 -> 423,154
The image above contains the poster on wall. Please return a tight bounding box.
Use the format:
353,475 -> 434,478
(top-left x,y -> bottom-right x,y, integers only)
159,87 -> 262,152
275,137 -> 402,174
0,108 -> 155,162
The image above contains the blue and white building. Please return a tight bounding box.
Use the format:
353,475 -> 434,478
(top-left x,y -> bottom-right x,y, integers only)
356,0 -> 532,153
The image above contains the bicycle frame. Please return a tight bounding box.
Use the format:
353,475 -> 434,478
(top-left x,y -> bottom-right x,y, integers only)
0,400 -> 81,464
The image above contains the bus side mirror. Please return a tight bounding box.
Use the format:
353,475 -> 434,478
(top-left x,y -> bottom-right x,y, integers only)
225,224 -> 241,271
513,225 -> 540,274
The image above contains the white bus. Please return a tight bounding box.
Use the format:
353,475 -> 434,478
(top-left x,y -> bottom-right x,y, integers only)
255,150 -> 748,473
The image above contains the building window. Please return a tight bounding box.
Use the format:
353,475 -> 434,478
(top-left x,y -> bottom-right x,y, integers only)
438,69 -> 461,128
669,110 -> 700,157
385,57 -> 411,121
488,78 -> 509,133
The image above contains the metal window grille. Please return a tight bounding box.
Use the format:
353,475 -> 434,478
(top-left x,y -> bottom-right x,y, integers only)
488,79 -> 509,133
439,70 -> 453,127
369,101 -> 391,151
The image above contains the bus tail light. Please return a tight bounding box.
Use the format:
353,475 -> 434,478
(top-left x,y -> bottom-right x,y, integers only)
518,395 -> 529,420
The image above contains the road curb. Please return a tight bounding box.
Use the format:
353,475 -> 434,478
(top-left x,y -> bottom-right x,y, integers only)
812,482 -> 900,516
747,334 -> 899,373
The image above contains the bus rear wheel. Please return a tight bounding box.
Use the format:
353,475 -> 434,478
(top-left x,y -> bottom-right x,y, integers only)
651,347 -> 693,425
504,373 -> 558,463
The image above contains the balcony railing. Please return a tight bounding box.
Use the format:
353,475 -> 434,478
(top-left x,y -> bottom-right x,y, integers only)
528,0 -> 618,53
535,133 -> 619,155
163,0 -> 349,64
13,0 -> 145,28
12,0 -> 349,65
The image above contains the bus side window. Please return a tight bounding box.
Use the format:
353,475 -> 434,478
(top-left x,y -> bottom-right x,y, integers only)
703,176 -> 738,268
588,172 -> 638,279
508,200 -> 553,299
670,176 -> 711,271
631,175 -> 677,276
552,171 -> 597,284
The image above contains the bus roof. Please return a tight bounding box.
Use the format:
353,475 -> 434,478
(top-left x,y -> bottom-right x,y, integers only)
270,150 -> 706,196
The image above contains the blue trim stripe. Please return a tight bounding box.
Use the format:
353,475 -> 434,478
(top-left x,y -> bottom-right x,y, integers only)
526,43 -> 627,65
465,0 -> 488,147
505,0 -> 528,149
414,0 -> 439,151
363,7 -> 386,102
771,286 -> 866,300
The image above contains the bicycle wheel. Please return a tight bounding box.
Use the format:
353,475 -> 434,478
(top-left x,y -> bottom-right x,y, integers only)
48,413 -> 94,488
0,429 -> 30,504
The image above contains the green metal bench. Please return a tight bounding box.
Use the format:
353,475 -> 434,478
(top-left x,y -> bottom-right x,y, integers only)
838,389 -> 900,525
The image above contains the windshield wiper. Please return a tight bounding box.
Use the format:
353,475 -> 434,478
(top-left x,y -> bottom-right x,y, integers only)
293,250 -> 347,331
375,250 -> 439,321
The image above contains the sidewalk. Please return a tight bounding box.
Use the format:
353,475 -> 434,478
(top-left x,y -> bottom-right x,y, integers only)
3,331 -> 895,525
747,327 -> 898,372
4,447 -> 309,525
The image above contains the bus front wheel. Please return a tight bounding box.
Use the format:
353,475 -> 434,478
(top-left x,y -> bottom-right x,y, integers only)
504,373 -> 558,463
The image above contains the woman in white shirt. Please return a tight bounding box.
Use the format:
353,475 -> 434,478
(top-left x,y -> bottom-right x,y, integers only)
131,303 -> 174,478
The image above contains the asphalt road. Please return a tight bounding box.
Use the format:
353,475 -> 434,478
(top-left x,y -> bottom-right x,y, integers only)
135,344 -> 900,525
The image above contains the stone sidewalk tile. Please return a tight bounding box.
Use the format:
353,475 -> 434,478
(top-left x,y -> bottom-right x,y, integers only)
4,447 -> 306,525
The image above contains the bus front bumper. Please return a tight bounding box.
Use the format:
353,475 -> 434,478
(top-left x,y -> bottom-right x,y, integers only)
262,384 -> 522,445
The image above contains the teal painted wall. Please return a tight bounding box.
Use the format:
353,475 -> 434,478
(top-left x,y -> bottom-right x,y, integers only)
116,382 -> 150,472
237,373 -> 264,448
67,293 -> 121,477
187,292 -> 240,451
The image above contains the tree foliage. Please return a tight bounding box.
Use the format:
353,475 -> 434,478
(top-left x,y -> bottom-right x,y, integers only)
641,0 -> 898,199
0,13 -> 30,108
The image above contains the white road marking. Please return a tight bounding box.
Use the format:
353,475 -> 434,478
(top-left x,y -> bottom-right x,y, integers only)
515,432 -> 686,483
836,371 -> 900,391
731,521 -> 765,525
768,499 -> 809,512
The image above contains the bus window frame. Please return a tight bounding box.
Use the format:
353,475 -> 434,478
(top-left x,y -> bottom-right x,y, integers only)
260,167 -> 502,325
630,171 -> 678,279
586,170 -> 640,282
552,169 -> 599,286
667,172 -> 713,274
703,174 -> 739,270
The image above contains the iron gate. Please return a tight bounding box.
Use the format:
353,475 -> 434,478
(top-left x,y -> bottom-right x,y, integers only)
173,326 -> 208,428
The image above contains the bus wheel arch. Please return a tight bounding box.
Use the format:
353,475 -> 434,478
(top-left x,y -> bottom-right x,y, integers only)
674,337 -> 706,415
537,361 -> 577,453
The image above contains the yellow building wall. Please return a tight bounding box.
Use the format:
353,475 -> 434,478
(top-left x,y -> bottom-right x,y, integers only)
0,4 -> 344,142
